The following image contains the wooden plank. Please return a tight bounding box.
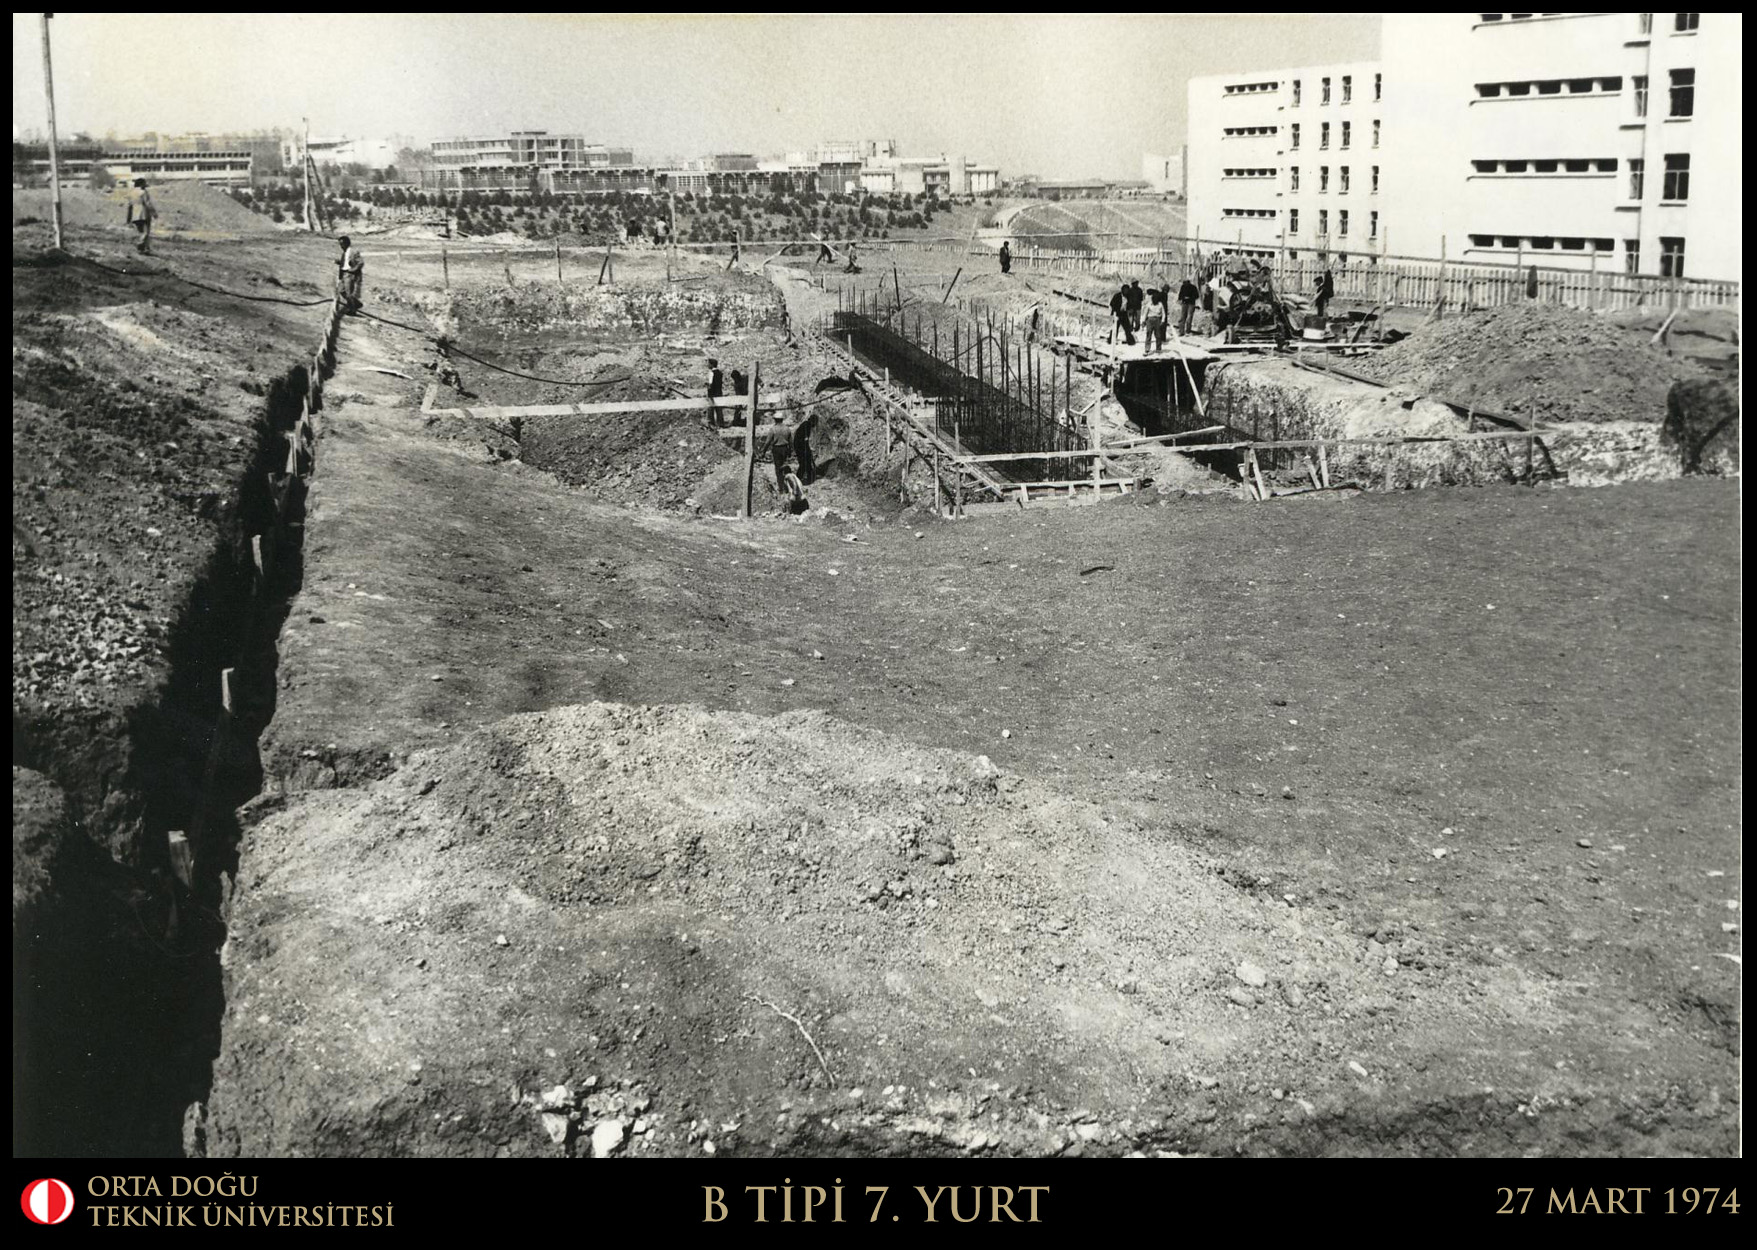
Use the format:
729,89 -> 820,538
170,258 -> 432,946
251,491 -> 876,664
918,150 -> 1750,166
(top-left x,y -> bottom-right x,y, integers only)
1170,427 -> 1563,454
1103,426 -> 1227,449
433,395 -> 779,419
1248,448 -> 1268,502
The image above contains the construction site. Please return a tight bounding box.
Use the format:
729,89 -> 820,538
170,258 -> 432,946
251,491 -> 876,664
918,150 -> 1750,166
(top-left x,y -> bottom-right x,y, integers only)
12,163 -> 1741,1162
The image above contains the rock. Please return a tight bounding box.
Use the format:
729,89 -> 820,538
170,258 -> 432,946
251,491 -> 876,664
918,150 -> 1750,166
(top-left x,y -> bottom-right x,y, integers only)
494,934 -> 510,947
1116,976 -> 1140,995
1000,729 -> 1012,739
1381,956 -> 1399,975
1576,838 -> 1593,849
590,1118 -> 625,1158
928,844 -> 954,866
541,1084 -> 574,1110
1347,1061 -> 1369,1078
1281,983 -> 1305,1008
1226,986 -> 1255,1008
540,1112 -> 571,1145
1235,961 -> 1269,988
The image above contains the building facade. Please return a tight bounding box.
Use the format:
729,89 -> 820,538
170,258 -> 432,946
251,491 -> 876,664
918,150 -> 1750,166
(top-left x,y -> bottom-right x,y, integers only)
1142,149 -> 1187,196
99,150 -> 254,186
1185,13 -> 1738,280
1382,11 -> 1738,280
1186,59 -> 1385,260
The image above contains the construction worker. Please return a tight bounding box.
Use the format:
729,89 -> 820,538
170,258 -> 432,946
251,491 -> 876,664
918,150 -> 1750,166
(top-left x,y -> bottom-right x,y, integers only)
1125,279 -> 1145,332
1176,275 -> 1199,335
1109,283 -> 1135,346
125,178 -> 156,255
336,235 -> 365,313
793,408 -> 818,485
1315,269 -> 1336,319
727,237 -> 741,271
1142,283 -> 1168,354
844,242 -> 859,273
816,240 -> 834,265
999,241 -> 1012,274
705,358 -> 724,430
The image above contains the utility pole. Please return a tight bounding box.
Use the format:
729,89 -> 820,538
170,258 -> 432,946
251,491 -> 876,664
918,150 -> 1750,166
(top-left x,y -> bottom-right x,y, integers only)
40,13 -> 64,251
302,116 -> 314,232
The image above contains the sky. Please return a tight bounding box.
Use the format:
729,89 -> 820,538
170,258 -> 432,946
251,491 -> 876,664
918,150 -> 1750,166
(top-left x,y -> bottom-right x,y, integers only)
12,13 -> 1381,179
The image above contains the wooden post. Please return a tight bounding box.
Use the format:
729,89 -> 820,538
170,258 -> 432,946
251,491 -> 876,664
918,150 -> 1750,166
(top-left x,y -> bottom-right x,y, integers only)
932,444 -> 943,517
741,363 -> 759,518
442,241 -> 450,290
40,16 -> 64,252
1527,385 -> 1537,484
302,116 -> 314,233
1248,448 -> 1268,501
556,241 -> 564,286
1317,443 -> 1330,487
598,242 -> 614,286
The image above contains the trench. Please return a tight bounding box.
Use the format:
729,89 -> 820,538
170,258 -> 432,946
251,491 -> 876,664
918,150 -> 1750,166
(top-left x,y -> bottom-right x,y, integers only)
13,364 -> 313,1158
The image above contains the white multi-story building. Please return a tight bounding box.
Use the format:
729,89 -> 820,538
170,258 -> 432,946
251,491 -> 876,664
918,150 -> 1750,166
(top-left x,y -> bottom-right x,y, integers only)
1142,148 -> 1187,196
1383,11 -> 1738,280
1186,12 -> 1738,281
1186,60 -> 1385,260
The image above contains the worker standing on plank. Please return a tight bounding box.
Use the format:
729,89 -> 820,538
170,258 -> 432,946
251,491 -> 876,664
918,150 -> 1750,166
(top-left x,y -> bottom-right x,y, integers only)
705,358 -> 724,430
1142,283 -> 1168,354
125,178 -> 156,255
336,235 -> 365,313
1126,279 -> 1145,333
1109,283 -> 1136,346
999,241 -> 1012,274
1315,268 -> 1335,319
1176,274 -> 1199,335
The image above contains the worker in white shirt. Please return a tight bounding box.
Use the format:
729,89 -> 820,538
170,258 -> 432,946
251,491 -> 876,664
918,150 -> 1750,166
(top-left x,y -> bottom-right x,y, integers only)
125,179 -> 157,255
337,235 -> 365,313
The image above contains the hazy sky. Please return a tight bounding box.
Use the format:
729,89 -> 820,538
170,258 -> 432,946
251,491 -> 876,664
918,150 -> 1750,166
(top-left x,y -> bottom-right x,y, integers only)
12,13 -> 1381,178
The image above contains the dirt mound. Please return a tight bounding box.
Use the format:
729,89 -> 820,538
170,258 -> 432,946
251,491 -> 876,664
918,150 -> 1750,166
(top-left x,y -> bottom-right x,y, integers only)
15,183 -> 277,238
205,697 -> 1703,1159
1351,302 -> 1709,425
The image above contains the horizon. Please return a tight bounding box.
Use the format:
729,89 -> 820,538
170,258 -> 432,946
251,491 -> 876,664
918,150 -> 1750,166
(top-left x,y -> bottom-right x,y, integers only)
12,13 -> 1382,180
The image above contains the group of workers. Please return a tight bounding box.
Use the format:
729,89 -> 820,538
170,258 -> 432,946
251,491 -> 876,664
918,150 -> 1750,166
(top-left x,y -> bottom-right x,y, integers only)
1106,276 -> 1202,351
706,358 -> 816,510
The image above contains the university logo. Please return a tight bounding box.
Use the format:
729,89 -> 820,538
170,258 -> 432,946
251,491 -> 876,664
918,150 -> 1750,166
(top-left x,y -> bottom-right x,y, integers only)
21,1180 -> 75,1225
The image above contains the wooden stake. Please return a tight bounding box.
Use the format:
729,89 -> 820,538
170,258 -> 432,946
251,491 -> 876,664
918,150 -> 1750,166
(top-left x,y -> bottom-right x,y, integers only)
1249,447 -> 1268,501
442,242 -> 450,290
1317,443 -> 1331,488
741,363 -> 759,519
556,241 -> 564,286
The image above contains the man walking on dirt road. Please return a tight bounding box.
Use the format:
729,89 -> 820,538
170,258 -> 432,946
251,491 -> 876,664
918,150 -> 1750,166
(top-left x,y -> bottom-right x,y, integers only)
999,241 -> 1012,274
125,178 -> 156,255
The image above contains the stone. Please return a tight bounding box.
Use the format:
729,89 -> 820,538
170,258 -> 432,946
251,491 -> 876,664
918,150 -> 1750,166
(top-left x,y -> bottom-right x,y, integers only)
1382,957 -> 1399,974
1281,983 -> 1305,1008
590,1119 -> 626,1158
1577,838 -> 1593,849
540,1112 -> 571,1144
494,934 -> 510,947
1226,986 -> 1255,1008
1347,1061 -> 1369,1078
1000,729 -> 1012,739
1235,961 -> 1269,988
541,1084 -> 574,1110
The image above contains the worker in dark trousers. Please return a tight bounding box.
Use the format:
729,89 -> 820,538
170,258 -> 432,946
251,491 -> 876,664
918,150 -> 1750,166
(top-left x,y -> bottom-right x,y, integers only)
817,241 -> 834,265
1177,275 -> 1199,334
793,410 -> 818,485
999,241 -> 1012,274
1109,283 -> 1135,346
1315,269 -> 1336,319
1125,279 -> 1145,333
705,358 -> 724,430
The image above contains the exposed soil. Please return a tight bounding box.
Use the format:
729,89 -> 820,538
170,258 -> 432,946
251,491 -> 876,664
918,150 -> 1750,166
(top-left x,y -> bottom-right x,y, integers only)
1350,302 -> 1720,425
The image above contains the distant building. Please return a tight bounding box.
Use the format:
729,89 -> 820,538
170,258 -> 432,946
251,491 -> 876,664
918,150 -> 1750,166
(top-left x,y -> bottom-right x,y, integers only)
1142,148 -> 1186,196
422,130 -> 636,191
1034,179 -> 1111,200
284,135 -> 402,171
99,149 -> 253,186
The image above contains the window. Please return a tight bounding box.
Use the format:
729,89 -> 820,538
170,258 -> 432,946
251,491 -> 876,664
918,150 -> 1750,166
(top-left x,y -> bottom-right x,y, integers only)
1564,159 -> 1590,172
1318,208 -> 1328,235
1662,153 -> 1689,200
1675,12 -> 1698,32
1533,159 -> 1559,173
1531,236 -> 1554,249
1341,121 -> 1352,148
1500,236 -> 1520,248
1289,165 -> 1300,191
1623,239 -> 1639,274
1289,208 -> 1299,234
1505,159 -> 1529,172
1659,236 -> 1685,277
1669,68 -> 1694,117
1322,77 -> 1331,105
1537,79 -> 1563,95
1342,75 -> 1352,104
1629,158 -> 1644,198
1374,72 -> 1382,102
1290,123 -> 1301,150
1470,233 -> 1495,248
1319,165 -> 1329,192
1370,210 -> 1379,239
1567,78 -> 1595,93
1340,166 -> 1351,194
1321,122 -> 1330,149
1372,119 -> 1381,147
1292,79 -> 1301,106
1339,209 -> 1349,237
1633,75 -> 1648,117
1372,165 -> 1380,193
1637,13 -> 1652,34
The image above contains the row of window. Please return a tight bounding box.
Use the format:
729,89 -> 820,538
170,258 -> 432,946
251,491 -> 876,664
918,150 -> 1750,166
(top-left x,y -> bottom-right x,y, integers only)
1223,81 -> 1279,95
1464,233 -> 1687,276
1222,125 -> 1279,137
1221,207 -> 1279,219
1221,167 -> 1277,178
1475,69 -> 1693,116
1288,73 -> 1381,107
1287,208 -> 1379,240
1471,158 -> 1618,175
1287,120 -> 1378,150
1482,11 -> 1698,34
1290,165 -> 1380,194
